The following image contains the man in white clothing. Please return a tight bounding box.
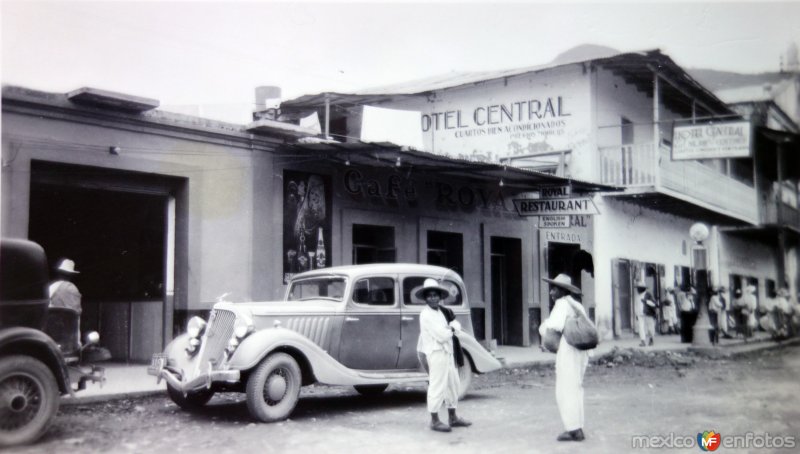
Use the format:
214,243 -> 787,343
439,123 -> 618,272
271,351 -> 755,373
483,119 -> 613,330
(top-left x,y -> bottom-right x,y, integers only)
539,273 -> 590,442
416,278 -> 471,433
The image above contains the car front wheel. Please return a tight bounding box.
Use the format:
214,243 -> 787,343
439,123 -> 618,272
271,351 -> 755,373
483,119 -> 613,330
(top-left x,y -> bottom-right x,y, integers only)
166,384 -> 215,411
246,352 -> 301,422
0,355 -> 60,447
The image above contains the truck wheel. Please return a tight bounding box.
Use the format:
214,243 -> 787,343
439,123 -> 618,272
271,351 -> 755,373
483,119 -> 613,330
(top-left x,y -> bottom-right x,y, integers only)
354,384 -> 388,395
246,353 -> 301,422
0,355 -> 60,447
457,352 -> 473,399
166,384 -> 215,411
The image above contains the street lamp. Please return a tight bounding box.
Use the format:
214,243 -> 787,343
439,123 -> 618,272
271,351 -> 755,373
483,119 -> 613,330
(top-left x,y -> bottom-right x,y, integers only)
690,222 -> 714,349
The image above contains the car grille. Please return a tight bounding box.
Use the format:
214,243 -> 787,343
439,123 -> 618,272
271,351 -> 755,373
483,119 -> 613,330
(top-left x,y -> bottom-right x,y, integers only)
198,309 -> 236,368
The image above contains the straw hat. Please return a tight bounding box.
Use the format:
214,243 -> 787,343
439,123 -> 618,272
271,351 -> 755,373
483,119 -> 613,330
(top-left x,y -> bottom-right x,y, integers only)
542,273 -> 582,295
414,278 -> 451,300
56,258 -> 80,274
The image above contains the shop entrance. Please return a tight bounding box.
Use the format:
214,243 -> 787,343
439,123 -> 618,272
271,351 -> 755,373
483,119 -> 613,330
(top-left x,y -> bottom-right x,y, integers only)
28,161 -> 179,363
490,236 -> 522,346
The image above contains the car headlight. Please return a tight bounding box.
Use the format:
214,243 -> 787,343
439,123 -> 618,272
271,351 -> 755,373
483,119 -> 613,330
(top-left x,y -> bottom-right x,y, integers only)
187,316 -> 207,338
233,316 -> 253,339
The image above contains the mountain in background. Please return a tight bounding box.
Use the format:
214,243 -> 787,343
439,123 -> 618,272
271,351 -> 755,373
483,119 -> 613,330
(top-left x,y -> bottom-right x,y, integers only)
686,68 -> 791,91
550,44 -> 621,65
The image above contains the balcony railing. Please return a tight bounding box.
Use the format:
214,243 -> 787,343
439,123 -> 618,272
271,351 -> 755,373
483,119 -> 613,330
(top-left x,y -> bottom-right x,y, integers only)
599,142 -> 758,224
763,200 -> 800,228
599,143 -> 657,187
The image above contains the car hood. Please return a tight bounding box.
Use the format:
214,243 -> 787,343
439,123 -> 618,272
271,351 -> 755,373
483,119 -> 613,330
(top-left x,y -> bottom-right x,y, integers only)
226,299 -> 344,316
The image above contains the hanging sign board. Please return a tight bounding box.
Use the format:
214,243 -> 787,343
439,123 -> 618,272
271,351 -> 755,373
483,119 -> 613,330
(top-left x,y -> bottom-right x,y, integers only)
671,120 -> 752,160
539,215 -> 570,228
513,197 -> 599,216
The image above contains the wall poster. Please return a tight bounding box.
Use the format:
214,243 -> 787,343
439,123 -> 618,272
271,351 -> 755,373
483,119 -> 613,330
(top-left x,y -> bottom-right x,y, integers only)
283,170 -> 332,283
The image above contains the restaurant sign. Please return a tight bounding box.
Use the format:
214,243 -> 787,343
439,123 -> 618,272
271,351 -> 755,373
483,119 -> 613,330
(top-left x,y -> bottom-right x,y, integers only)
672,120 -> 752,160
512,197 -> 599,216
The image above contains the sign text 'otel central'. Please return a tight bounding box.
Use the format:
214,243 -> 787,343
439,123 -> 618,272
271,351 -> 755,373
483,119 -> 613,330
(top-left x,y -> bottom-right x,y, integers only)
512,197 -> 599,216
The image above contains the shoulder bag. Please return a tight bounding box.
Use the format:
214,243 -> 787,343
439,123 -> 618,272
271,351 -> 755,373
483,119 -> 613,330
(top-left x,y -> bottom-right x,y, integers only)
563,302 -> 599,350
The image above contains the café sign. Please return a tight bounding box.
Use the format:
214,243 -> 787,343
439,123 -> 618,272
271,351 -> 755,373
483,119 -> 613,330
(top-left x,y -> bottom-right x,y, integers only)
672,120 -> 752,160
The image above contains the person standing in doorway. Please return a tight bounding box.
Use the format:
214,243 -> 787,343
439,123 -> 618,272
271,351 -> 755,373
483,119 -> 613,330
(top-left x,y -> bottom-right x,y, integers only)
49,258 -> 82,314
678,287 -> 696,343
635,282 -> 658,346
708,288 -> 724,345
539,274 -> 590,442
49,258 -> 83,346
743,285 -> 758,340
416,279 -> 471,433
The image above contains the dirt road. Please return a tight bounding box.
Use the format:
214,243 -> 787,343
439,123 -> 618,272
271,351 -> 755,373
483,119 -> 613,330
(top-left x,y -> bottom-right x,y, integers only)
8,345 -> 800,454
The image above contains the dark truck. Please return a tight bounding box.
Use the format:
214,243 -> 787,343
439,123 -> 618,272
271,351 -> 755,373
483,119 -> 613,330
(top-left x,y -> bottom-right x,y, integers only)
0,238 -> 105,447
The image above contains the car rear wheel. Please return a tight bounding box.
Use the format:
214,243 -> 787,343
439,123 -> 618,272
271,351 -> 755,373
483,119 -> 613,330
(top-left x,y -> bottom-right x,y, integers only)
353,384 -> 388,395
246,352 -> 301,422
0,355 -> 60,447
166,384 -> 215,411
457,352 -> 473,399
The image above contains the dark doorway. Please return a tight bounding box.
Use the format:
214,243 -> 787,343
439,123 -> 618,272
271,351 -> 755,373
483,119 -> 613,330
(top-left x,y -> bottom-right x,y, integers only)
613,259 -> 633,333
28,162 -> 171,362
546,242 -> 582,311
490,236 -> 522,346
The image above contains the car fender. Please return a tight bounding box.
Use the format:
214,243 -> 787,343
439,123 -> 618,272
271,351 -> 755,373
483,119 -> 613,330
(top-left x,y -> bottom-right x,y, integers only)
227,328 -> 387,386
457,331 -> 502,373
0,326 -> 72,395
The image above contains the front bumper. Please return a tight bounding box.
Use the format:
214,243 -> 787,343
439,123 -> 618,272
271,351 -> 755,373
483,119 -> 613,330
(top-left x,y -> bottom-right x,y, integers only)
148,353 -> 240,393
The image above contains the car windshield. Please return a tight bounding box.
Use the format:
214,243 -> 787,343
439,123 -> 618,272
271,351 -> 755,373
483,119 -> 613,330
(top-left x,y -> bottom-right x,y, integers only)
287,277 -> 347,302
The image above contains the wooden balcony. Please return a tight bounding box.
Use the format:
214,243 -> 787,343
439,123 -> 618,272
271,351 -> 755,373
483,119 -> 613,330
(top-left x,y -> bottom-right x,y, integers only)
599,143 -> 758,224
763,200 -> 800,230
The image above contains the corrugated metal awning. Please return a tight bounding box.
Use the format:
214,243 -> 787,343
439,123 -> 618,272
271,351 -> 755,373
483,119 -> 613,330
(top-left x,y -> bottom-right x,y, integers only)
282,140 -> 619,194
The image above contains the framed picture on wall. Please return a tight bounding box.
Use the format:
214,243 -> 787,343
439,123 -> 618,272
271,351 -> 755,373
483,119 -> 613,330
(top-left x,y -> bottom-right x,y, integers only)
283,170 -> 332,284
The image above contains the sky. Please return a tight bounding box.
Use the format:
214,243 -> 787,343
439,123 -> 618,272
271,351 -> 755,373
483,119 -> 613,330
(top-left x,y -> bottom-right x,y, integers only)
2,1 -> 800,123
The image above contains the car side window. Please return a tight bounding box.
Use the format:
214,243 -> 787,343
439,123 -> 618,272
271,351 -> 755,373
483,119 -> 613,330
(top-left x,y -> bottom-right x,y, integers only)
352,277 -> 395,306
403,276 -> 463,306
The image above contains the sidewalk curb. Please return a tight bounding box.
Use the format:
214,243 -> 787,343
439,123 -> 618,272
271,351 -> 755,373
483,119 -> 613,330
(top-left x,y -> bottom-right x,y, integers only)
497,336 -> 799,369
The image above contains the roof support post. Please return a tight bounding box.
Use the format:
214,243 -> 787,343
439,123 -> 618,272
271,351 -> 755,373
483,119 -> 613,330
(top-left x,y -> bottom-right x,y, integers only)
324,93 -> 330,139
653,72 -> 661,188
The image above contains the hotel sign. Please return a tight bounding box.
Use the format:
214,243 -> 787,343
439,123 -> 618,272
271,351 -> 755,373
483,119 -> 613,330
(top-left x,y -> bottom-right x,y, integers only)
513,198 -> 599,216
672,120 -> 752,160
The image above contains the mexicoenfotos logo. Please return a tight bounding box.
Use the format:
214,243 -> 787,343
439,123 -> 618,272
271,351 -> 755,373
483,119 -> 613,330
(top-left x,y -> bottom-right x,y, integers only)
697,431 -> 721,451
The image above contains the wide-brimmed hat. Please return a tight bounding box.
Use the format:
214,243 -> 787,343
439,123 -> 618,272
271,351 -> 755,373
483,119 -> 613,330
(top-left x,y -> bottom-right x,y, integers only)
56,258 -> 80,274
414,278 -> 450,300
542,273 -> 581,295
634,280 -> 647,289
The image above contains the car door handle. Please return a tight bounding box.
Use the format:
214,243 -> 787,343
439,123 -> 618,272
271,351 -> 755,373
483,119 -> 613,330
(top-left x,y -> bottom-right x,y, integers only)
401,316 -> 414,321
345,316 -> 360,322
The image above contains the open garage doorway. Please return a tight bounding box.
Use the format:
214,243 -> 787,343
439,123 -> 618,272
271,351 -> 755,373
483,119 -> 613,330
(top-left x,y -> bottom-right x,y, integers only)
28,161 -> 182,363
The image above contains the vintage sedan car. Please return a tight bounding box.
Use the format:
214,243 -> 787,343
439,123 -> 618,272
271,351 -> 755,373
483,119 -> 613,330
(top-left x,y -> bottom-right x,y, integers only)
148,263 -> 501,422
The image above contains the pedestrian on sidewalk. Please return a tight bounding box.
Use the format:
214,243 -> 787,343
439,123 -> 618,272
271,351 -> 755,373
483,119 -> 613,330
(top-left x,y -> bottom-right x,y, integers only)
718,287 -> 733,339
635,282 -> 657,346
743,285 -> 758,340
661,288 -> 678,335
678,287 -> 696,343
708,288 -> 724,345
539,274 -> 589,442
416,278 -> 471,433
